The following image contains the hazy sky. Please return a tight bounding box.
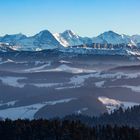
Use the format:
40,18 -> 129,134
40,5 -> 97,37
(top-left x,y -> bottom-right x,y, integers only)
0,0 -> 140,36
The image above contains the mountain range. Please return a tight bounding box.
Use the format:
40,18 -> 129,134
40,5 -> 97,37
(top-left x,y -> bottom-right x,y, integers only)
0,29 -> 140,52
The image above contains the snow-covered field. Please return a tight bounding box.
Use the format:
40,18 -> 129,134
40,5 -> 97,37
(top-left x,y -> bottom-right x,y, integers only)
98,96 -> 140,113
0,77 -> 27,88
0,98 -> 77,120
121,85 -> 140,93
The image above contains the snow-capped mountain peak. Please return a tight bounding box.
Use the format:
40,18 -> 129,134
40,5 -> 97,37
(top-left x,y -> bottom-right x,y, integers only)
13,30 -> 62,51
54,30 -> 83,47
35,30 -> 52,38
96,30 -> 122,43
53,33 -> 69,47
92,31 -> 134,45
102,30 -> 120,36
62,30 -> 79,38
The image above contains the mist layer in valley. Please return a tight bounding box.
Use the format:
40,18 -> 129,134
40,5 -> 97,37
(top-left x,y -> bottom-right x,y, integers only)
0,52 -> 140,120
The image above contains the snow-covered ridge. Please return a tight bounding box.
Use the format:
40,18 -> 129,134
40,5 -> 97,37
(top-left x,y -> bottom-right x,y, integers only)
43,64 -> 96,74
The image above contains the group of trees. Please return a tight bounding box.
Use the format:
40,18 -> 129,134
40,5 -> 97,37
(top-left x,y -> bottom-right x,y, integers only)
73,43 -> 137,50
64,106 -> 140,128
0,119 -> 140,140
1,106 -> 140,139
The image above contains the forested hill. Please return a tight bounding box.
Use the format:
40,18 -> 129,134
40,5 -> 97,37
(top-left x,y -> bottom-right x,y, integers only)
1,106 -> 140,139
64,105 -> 140,128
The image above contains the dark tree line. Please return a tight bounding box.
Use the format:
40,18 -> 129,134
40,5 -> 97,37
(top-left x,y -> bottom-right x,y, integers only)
0,119 -> 140,140
1,106 -> 140,139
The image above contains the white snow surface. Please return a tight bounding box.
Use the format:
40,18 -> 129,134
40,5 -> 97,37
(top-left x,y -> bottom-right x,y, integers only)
1,72 -> 140,89
0,98 -> 77,120
76,108 -> 88,114
0,100 -> 18,107
45,64 -> 96,74
0,77 -> 27,88
33,83 -> 61,88
0,76 -> 61,88
95,81 -> 105,88
56,73 -> 96,90
54,30 -> 83,47
53,33 -> 69,47
121,85 -> 140,93
0,59 -> 15,65
98,96 -> 140,113
59,60 -> 72,64
92,31 -> 134,45
34,61 -> 46,66
56,71 -> 140,90
24,62 -> 51,72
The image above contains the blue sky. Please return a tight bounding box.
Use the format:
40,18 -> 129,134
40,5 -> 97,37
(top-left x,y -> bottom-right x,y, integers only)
0,0 -> 140,36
